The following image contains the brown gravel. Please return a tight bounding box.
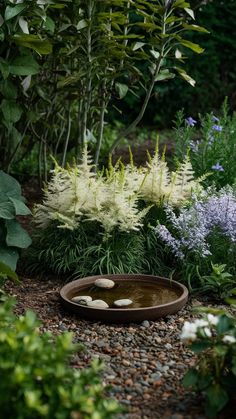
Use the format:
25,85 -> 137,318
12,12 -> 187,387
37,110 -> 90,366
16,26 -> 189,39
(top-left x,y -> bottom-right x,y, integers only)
6,275 -> 235,419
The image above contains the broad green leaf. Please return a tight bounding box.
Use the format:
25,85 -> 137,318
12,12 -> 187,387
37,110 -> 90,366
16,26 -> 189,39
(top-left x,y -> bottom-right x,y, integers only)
0,59 -> 9,79
76,19 -> 88,31
0,202 -> 15,220
175,49 -> 182,59
150,50 -> 160,60
1,100 -> 22,123
4,4 -> 26,21
132,42 -> 145,51
0,80 -> 17,99
190,341 -> 211,352
175,67 -> 196,86
9,55 -> 39,76
216,315 -> 233,334
18,17 -> 29,34
182,368 -> 198,387
6,220 -> 32,249
0,247 -> 18,271
0,171 -> 21,196
184,7 -> 195,20
178,38 -> 204,54
182,23 -> 209,33
205,384 -> 229,412
44,16 -> 55,33
115,82 -> 128,99
12,35 -> 52,55
21,75 -> 31,92
0,261 -> 19,282
155,69 -> 175,81
9,198 -> 31,216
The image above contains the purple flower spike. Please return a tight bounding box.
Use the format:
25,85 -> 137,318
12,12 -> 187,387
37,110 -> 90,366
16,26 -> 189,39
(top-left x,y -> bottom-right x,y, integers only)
212,115 -> 220,122
212,124 -> 222,132
186,117 -> 197,127
212,162 -> 224,172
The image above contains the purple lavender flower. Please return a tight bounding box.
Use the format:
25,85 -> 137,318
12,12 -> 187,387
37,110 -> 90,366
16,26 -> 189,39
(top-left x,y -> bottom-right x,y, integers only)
212,124 -> 222,132
212,115 -> 220,122
212,162 -> 224,172
186,117 -> 197,127
155,188 -> 236,259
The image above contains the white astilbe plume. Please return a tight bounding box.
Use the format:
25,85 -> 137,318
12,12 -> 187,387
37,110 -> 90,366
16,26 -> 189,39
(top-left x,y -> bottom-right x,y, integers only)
34,147 -> 149,233
140,150 -> 201,205
34,146 -> 201,234
140,150 -> 170,204
87,162 -> 149,233
168,156 -> 202,205
34,146 -> 101,230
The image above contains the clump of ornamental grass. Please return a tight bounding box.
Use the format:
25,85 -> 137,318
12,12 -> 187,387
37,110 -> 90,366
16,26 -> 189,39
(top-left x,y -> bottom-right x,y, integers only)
155,186 -> 236,291
27,146 -> 202,277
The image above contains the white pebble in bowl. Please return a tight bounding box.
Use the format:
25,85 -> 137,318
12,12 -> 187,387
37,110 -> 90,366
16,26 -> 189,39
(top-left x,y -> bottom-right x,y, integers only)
71,296 -> 92,305
114,299 -> 133,307
94,278 -> 115,289
87,299 -> 109,309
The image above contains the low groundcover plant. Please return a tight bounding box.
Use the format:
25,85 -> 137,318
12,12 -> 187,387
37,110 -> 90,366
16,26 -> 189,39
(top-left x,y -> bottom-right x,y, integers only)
0,297 -> 120,419
181,309 -> 236,418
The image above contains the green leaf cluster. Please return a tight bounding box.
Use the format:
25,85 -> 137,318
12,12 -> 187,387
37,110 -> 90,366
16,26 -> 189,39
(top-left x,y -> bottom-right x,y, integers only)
197,263 -> 236,301
0,0 -> 207,175
0,171 -> 31,271
0,297 -> 120,418
183,309 -> 236,418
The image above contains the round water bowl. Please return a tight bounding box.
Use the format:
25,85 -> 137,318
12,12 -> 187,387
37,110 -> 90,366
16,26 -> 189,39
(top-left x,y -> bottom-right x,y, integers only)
60,274 -> 188,323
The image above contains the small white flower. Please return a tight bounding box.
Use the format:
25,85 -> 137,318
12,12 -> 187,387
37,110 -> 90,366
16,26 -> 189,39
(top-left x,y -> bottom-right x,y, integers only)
180,321 -> 197,341
223,335 -> 236,344
207,314 -> 219,326
195,319 -> 208,328
203,327 -> 212,338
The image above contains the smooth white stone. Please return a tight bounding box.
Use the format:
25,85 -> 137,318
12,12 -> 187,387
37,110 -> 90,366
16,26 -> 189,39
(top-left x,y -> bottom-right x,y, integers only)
94,278 -> 115,289
114,299 -> 133,307
71,295 -> 92,305
87,299 -> 109,309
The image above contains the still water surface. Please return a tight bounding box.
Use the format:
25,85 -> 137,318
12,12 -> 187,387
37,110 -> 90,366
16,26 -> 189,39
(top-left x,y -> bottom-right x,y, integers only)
74,280 -> 180,308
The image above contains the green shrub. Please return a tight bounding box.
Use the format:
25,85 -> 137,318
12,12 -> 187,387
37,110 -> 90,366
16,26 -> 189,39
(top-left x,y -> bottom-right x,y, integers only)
0,171 -> 31,270
181,307 -> 236,418
196,264 -> 236,301
0,297 -> 120,419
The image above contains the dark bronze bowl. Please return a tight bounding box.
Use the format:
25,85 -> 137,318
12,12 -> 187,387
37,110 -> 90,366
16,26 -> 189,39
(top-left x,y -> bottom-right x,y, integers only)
60,274 -> 188,323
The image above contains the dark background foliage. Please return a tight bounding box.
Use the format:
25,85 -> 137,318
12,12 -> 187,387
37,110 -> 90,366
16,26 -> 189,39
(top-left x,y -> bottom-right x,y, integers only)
114,0 -> 236,128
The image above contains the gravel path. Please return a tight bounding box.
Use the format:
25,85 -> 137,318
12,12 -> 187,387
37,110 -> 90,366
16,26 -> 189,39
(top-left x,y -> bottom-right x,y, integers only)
6,276 -> 233,419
